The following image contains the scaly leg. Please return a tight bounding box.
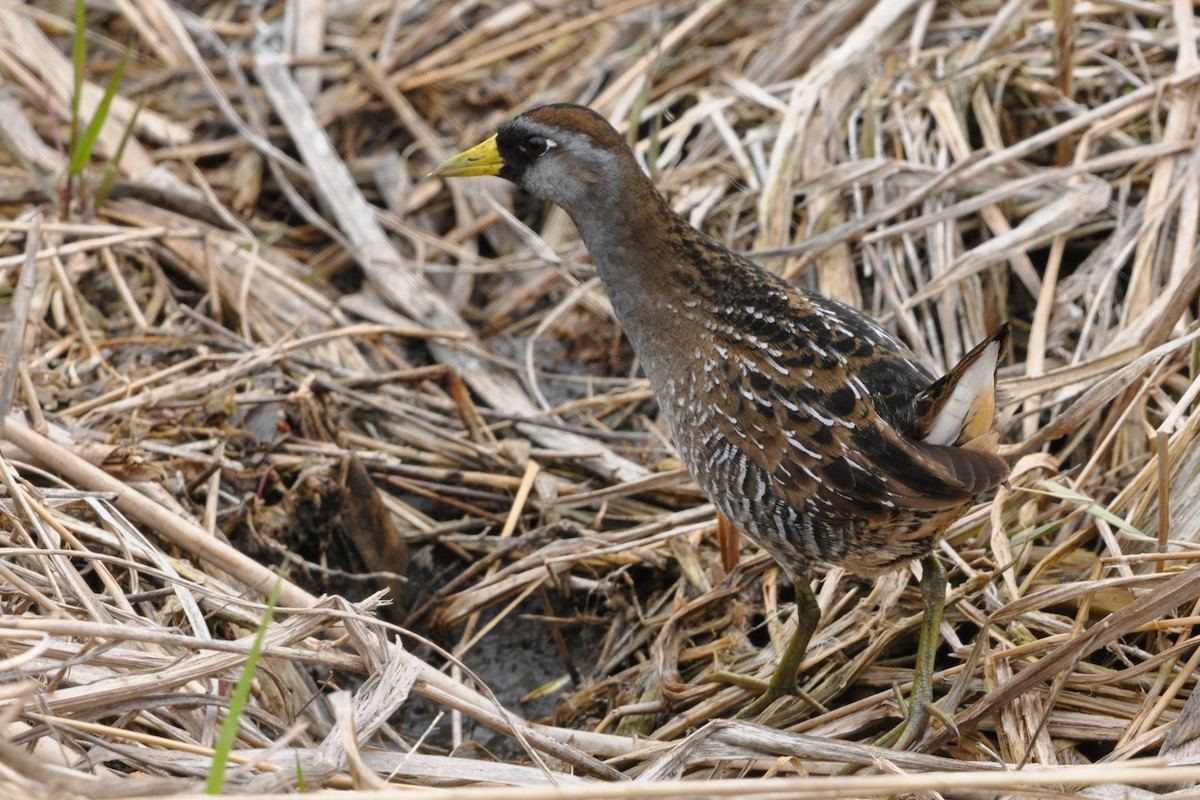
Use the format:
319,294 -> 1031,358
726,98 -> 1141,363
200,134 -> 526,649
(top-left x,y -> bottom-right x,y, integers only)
718,576 -> 821,717
878,553 -> 946,749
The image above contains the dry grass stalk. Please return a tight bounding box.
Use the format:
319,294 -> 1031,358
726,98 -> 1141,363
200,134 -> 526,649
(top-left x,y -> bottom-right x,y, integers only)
1,0 -> 1199,795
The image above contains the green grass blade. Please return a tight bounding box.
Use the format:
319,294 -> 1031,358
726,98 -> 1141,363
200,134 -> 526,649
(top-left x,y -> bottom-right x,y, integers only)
1032,478 -> 1147,537
68,39 -> 133,178
95,94 -> 144,208
70,0 -> 86,151
205,570 -> 284,795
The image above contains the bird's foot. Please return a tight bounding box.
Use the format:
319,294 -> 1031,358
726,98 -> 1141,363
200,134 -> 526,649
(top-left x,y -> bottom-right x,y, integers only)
839,554 -> 953,770
706,576 -> 824,718
704,669 -> 768,693
705,670 -> 827,718
832,691 -> 953,776
875,554 -> 957,751
875,685 -> 933,750
743,682 -> 828,718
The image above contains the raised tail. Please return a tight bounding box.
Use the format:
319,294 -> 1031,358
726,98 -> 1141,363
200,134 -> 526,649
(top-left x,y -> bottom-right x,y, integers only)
913,322 -> 1012,451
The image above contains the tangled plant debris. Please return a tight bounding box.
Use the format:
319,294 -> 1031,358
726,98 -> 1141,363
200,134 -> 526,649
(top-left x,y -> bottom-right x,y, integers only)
1,0 -> 1200,795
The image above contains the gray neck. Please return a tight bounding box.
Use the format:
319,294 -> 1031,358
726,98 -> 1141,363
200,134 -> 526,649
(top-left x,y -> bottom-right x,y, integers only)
560,172 -> 686,357
560,183 -> 703,396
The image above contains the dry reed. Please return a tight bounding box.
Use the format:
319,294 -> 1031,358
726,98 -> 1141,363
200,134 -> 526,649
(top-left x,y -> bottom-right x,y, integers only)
1,0 -> 1200,796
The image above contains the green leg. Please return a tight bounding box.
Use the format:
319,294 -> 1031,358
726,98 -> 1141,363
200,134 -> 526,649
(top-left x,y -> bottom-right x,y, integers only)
737,576 -> 821,716
878,553 -> 946,749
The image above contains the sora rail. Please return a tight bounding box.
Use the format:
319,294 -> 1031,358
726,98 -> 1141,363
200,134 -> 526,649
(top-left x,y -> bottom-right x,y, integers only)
436,104 -> 1010,746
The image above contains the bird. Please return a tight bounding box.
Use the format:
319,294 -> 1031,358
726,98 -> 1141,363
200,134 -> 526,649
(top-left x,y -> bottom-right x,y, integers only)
435,103 -> 1010,746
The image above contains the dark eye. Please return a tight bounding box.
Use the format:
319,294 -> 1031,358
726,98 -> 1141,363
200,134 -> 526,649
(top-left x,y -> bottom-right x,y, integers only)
523,135 -> 548,156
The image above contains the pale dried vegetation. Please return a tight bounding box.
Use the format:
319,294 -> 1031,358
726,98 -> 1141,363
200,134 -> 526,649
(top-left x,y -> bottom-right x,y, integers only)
1,0 -> 1199,797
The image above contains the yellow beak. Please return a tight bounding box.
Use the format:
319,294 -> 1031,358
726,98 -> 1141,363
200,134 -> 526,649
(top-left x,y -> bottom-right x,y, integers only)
432,134 -> 503,178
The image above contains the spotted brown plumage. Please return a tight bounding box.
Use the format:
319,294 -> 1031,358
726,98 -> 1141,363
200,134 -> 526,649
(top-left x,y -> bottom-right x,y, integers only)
436,103 -> 1010,745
